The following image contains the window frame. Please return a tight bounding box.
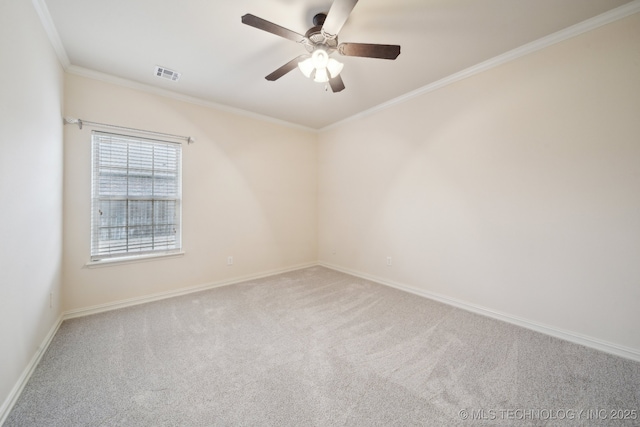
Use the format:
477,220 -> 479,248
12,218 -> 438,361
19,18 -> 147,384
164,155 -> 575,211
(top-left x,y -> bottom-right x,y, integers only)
89,130 -> 183,264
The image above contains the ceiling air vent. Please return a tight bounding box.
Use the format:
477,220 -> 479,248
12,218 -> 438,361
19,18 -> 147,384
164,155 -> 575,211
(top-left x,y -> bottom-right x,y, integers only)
154,66 -> 181,82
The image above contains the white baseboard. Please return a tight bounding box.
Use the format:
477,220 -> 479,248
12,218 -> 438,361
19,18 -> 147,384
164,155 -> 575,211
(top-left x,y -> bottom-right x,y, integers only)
318,261 -> 640,363
63,261 -> 319,320
0,314 -> 63,426
4,260 -> 637,426
0,262 -> 318,426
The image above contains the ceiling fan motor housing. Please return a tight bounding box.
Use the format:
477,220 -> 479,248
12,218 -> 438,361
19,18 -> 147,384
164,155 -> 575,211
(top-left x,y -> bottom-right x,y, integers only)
304,13 -> 338,52
313,13 -> 326,26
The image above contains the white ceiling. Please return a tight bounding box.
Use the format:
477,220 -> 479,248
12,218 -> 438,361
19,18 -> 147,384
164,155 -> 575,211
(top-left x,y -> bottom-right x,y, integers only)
42,0 -> 633,129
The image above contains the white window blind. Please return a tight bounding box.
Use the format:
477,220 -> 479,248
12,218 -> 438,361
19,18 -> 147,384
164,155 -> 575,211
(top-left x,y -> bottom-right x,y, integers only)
91,131 -> 182,261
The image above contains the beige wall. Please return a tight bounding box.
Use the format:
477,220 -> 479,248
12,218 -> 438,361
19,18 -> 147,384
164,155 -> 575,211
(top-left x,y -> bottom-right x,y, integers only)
63,74 -> 318,311
0,0 -> 64,416
3,5 -> 639,414
318,14 -> 640,352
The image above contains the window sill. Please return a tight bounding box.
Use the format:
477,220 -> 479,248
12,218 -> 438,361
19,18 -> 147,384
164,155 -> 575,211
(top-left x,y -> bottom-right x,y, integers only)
85,251 -> 185,269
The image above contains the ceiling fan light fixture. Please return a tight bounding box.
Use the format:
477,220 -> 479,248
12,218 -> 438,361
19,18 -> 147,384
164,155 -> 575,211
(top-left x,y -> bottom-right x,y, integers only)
242,3 -> 401,93
299,48 -> 343,83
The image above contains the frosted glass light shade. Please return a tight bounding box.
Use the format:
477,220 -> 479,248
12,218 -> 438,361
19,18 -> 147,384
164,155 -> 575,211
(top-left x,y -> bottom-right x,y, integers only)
327,58 -> 344,78
314,67 -> 329,83
298,57 -> 314,78
311,49 -> 329,69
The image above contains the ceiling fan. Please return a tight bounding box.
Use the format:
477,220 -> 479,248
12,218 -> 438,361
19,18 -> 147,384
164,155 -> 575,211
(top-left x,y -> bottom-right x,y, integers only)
241,0 -> 401,92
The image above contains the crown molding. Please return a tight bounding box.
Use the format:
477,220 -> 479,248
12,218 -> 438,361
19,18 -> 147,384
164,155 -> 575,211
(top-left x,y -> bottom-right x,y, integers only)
29,0 -> 316,134
66,65 -> 317,133
32,0 -> 639,133
320,0 -> 640,132
31,0 -> 70,69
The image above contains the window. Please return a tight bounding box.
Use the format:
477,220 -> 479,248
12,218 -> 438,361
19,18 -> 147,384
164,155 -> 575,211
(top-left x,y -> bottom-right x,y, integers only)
91,131 -> 182,261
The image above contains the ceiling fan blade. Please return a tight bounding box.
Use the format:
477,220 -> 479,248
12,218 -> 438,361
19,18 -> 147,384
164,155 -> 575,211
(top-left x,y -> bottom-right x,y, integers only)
329,75 -> 346,93
338,43 -> 401,60
265,55 -> 308,81
321,0 -> 359,37
241,14 -> 306,43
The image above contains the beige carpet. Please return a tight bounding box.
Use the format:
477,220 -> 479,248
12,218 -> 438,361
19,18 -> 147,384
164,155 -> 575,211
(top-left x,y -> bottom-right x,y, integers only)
6,266 -> 640,426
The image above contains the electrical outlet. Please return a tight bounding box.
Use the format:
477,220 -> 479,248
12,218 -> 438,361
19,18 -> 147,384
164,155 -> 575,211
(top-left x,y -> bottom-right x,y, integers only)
227,256 -> 233,266
49,292 -> 53,308
386,256 -> 392,266
331,248 -> 336,255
